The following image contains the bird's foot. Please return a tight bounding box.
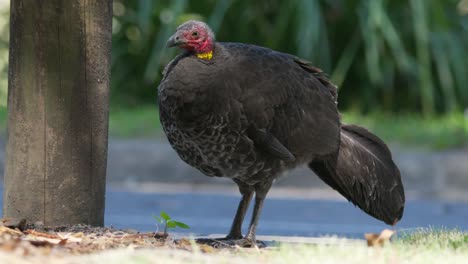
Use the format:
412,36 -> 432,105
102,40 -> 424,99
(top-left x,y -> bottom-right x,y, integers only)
196,237 -> 266,248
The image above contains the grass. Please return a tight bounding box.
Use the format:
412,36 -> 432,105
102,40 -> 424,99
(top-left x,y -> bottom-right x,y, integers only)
112,106 -> 468,149
0,105 -> 466,149
74,229 -> 468,263
397,228 -> 468,251
0,105 -> 163,138
109,105 -> 162,138
341,111 -> 468,150
1,229 -> 466,264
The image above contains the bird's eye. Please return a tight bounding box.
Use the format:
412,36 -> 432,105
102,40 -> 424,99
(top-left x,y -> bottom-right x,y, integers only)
192,31 -> 199,37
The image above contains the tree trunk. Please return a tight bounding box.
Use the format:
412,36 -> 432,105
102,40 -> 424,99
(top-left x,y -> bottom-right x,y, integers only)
3,0 -> 112,226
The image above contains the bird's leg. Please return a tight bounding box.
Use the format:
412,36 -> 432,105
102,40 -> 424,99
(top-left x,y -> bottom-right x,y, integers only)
196,180 -> 271,248
196,179 -> 254,247
199,180 -> 272,248
243,181 -> 272,247
226,180 -> 254,239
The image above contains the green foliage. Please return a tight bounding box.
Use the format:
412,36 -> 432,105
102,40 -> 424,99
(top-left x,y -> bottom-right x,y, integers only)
397,228 -> 468,250
0,6 -> 9,107
111,0 -> 468,115
0,106 -> 6,132
342,111 -> 468,149
0,1 -> 466,114
153,211 -> 190,235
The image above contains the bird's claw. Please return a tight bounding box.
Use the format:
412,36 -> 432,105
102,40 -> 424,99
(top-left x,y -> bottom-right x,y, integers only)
195,237 -> 266,248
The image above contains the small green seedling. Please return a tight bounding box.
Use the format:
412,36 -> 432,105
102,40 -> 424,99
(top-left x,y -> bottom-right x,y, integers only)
153,211 -> 190,236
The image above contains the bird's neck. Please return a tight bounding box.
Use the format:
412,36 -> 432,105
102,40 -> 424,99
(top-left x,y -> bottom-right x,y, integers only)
196,50 -> 213,60
194,39 -> 214,60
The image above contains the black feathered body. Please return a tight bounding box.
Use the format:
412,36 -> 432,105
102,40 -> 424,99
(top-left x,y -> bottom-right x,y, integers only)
158,43 -> 339,185
158,42 -> 405,224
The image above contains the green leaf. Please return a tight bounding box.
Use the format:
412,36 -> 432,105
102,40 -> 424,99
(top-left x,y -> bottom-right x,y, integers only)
160,211 -> 171,221
166,220 -> 177,229
152,215 -> 163,223
174,221 -> 190,229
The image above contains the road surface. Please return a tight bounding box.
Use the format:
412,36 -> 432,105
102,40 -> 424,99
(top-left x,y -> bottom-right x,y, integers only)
1,186 -> 467,238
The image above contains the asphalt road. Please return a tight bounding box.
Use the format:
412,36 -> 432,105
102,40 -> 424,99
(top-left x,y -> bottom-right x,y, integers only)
1,187 -> 467,238
103,189 -> 468,238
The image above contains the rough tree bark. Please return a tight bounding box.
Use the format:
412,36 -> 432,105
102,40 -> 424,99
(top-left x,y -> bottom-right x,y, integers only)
3,1 -> 112,226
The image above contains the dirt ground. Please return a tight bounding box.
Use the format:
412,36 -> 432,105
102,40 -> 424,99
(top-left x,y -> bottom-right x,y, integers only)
2,218 -> 468,264
0,219 -> 222,259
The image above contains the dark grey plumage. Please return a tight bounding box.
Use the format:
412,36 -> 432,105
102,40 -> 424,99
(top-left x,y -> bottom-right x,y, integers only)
158,21 -> 405,245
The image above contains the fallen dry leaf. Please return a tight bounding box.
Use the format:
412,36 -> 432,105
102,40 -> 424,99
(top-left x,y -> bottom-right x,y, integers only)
0,224 -> 224,258
0,226 -> 24,236
24,234 -> 64,245
71,232 -> 84,238
198,244 -> 215,253
28,240 -> 57,247
57,233 -> 83,243
365,229 -> 395,247
177,238 -> 192,247
23,229 -> 68,245
24,229 -> 62,239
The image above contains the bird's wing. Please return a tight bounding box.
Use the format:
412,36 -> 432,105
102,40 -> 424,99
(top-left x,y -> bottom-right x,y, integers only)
292,57 -> 338,103
247,127 -> 296,162
218,43 -> 341,157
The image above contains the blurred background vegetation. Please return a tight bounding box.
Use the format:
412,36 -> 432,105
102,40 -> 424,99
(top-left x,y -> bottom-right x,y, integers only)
0,0 -> 467,148
111,0 -> 468,114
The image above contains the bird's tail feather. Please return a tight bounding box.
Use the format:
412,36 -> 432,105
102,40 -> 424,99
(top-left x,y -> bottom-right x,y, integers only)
309,124 -> 405,225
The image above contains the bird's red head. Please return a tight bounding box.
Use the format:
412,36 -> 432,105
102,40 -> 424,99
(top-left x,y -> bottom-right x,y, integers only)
167,20 -> 215,54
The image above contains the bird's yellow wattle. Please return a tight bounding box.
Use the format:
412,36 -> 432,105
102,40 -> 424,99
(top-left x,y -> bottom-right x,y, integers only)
196,50 -> 213,60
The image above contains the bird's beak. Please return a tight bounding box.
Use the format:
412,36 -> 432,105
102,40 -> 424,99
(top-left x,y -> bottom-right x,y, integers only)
166,33 -> 184,48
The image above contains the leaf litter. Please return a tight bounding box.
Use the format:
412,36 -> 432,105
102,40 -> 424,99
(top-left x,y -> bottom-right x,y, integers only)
1,217 -> 403,261
0,217 -> 220,258
365,229 -> 395,247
